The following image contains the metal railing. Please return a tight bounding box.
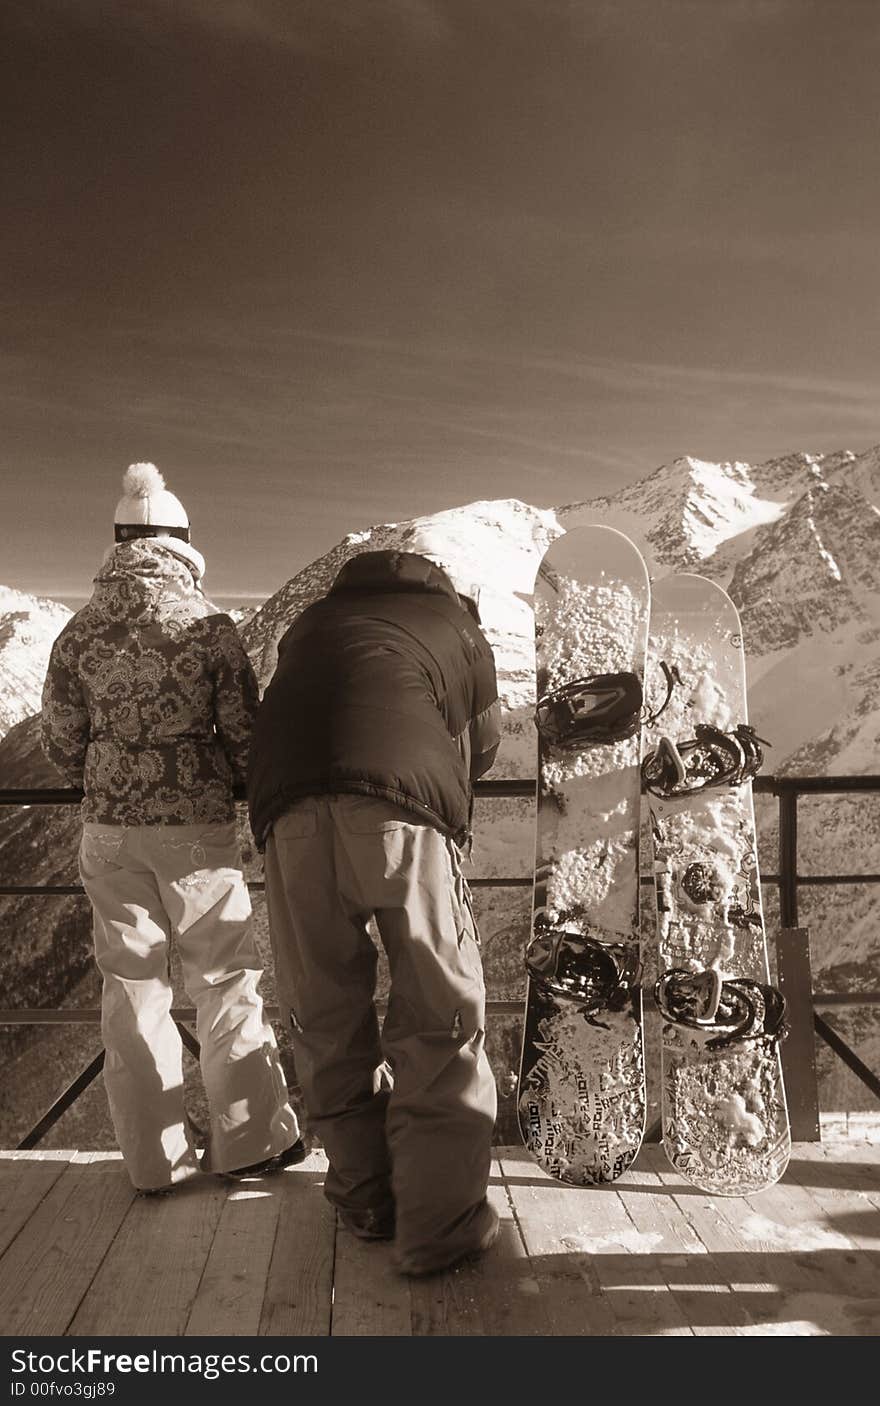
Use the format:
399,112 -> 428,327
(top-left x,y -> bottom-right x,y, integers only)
1,775 -> 879,1147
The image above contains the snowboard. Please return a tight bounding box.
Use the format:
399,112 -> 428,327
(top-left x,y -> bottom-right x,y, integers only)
516,525 -> 650,1184
642,573 -> 791,1195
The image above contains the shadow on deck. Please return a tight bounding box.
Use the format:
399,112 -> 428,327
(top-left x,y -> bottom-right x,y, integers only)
1,1136 -> 879,1338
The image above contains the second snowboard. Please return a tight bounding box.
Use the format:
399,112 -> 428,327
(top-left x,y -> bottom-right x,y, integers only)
643,574 -> 791,1194
517,525 -> 649,1184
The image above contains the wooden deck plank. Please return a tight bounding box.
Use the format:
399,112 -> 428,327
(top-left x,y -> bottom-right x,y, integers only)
844,1114 -> 880,1143
4,1151 -> 79,1159
184,1180 -> 285,1337
497,1148 -> 620,1337
735,1163 -> 880,1335
453,1170 -> 557,1337
406,1263 -> 484,1336
638,1149 -> 814,1336
785,1143 -> 880,1335
331,1166 -> 543,1337
0,1151 -> 74,1258
642,1146 -> 880,1336
69,1174 -> 228,1336
616,1148 -> 754,1336
791,1139 -> 880,1208
3,1142 -> 879,1338
499,1146 -> 693,1336
742,1171 -> 879,1285
407,1167 -> 555,1337
0,1153 -> 135,1336
792,1130 -> 877,1220
787,1142 -> 880,1213
258,1152 -> 335,1337
330,1219 -> 411,1337
562,1165 -> 695,1338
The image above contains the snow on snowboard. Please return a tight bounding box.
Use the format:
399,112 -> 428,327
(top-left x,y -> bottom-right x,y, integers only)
642,573 -> 791,1195
517,525 -> 650,1184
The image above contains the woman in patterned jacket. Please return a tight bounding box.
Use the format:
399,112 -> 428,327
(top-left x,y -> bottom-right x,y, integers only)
40,464 -> 304,1193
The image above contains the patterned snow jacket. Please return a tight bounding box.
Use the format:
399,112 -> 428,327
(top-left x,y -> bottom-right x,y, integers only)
40,540 -> 259,826
247,550 -> 502,850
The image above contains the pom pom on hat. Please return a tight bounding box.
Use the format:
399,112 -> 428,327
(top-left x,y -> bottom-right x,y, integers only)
122,463 -> 166,498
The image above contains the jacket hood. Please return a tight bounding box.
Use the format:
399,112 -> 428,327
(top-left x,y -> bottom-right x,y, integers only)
329,550 -> 466,607
90,540 -> 212,624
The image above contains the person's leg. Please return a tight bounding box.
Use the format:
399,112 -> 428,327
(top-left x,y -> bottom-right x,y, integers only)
153,822 -> 300,1175
79,825 -> 200,1191
335,800 -> 498,1273
263,800 -> 392,1224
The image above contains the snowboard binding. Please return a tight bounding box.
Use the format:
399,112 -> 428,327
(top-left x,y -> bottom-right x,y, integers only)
654,968 -> 788,1051
535,671 -> 644,748
535,659 -> 681,751
641,723 -> 769,798
526,927 -> 641,1013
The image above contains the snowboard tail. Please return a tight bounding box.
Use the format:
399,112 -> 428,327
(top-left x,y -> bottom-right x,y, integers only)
517,526 -> 650,1184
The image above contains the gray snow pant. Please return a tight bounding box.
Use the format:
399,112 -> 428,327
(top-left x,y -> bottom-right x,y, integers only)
263,794 -> 497,1264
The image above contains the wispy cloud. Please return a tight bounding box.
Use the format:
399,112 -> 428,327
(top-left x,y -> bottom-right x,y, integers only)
7,300 -> 877,473
6,0 -> 452,51
234,323 -> 880,416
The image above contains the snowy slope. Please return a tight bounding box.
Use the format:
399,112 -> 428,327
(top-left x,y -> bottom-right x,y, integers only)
0,587 -> 71,740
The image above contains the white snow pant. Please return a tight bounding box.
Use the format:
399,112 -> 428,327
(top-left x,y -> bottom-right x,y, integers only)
263,795 -> 498,1265
79,821 -> 300,1191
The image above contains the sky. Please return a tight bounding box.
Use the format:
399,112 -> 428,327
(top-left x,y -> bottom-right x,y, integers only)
3,0 -> 880,601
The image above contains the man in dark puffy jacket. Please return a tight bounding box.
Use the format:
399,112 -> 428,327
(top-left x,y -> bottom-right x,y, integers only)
248,546 -> 502,1276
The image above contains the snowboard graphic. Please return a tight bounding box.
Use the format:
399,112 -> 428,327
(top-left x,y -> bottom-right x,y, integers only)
517,525 -> 650,1184
642,574 -> 791,1195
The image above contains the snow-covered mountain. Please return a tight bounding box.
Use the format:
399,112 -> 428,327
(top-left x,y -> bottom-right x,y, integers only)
242,447 -> 880,783
1,445 -> 878,1146
0,587 -> 70,739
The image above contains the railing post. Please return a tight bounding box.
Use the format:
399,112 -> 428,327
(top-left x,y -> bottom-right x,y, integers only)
776,927 -> 820,1141
778,786 -> 799,929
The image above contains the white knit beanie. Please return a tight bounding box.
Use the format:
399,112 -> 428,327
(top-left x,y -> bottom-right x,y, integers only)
114,463 -> 189,533
113,463 -> 205,580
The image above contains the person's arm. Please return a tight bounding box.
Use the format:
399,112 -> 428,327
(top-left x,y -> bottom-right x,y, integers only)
211,617 -> 261,785
469,698 -> 502,779
469,633 -> 502,780
40,627 -> 90,785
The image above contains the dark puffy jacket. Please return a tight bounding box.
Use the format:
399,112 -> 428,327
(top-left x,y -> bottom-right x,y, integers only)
247,551 -> 502,848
